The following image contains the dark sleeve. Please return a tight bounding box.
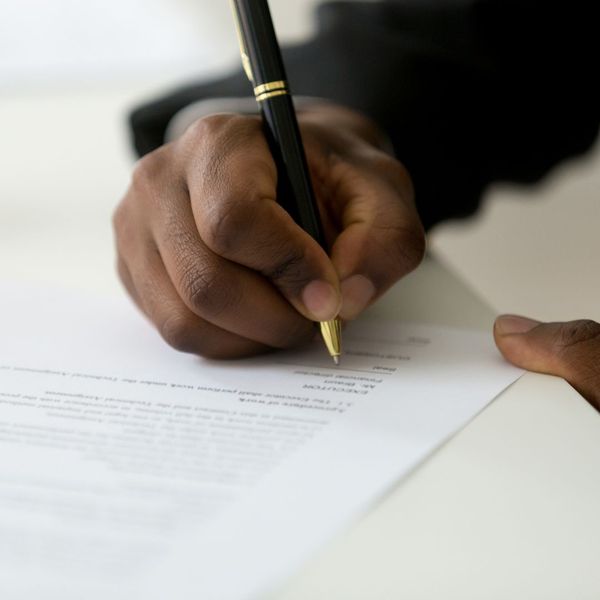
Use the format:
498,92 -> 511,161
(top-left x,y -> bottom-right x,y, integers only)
130,0 -> 600,230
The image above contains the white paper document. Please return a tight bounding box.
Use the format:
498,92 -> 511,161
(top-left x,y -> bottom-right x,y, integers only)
0,283 -> 521,599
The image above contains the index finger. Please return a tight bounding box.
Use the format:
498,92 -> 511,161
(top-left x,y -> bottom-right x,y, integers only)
183,114 -> 342,323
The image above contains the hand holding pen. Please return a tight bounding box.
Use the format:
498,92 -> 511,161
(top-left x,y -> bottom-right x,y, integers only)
113,22 -> 424,361
230,0 -> 346,361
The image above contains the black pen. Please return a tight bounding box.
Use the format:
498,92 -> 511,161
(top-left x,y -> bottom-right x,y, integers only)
229,0 -> 341,364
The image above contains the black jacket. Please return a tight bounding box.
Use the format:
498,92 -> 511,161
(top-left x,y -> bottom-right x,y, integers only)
130,0 -> 599,230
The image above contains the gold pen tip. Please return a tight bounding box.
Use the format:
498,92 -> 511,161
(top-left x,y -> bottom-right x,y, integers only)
320,319 -> 342,363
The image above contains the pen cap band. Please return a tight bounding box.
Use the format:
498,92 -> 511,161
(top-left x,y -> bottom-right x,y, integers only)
232,0 -> 288,86
254,80 -> 289,102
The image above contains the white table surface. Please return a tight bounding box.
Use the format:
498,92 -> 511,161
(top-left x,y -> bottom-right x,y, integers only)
275,258 -> 600,600
1,86 -> 599,600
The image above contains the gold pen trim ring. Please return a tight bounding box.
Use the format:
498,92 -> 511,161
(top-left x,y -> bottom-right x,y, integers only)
254,80 -> 289,102
255,89 -> 289,102
254,80 -> 288,96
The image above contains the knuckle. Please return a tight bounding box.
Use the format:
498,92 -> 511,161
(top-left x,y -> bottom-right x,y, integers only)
203,197 -> 257,256
185,113 -> 233,143
129,147 -> 182,214
262,244 -> 309,290
131,150 -> 164,192
179,262 -> 241,319
184,113 -> 258,148
552,321 -> 600,407
556,320 -> 600,351
554,320 -> 600,385
184,114 -> 269,184
117,149 -> 173,242
200,193 -> 264,258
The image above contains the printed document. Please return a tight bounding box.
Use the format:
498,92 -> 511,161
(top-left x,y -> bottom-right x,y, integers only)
0,283 -> 521,599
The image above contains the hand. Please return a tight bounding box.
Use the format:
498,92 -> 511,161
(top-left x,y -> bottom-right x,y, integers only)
494,315 -> 600,410
113,103 -> 424,358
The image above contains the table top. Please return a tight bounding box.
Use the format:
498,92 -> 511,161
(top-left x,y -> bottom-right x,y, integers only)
275,257 -> 600,600
2,85 -> 599,600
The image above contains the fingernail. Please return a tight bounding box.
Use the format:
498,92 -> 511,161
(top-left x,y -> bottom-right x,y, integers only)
301,280 -> 340,321
495,314 -> 540,335
339,275 -> 376,320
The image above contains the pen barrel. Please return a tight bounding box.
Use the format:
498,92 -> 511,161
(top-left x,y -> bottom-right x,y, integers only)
232,0 -> 327,248
232,0 -> 286,84
261,96 -> 326,246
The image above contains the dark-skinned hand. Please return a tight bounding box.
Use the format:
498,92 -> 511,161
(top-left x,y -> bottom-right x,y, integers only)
495,315 -> 600,410
113,103 -> 424,359
114,103 -> 599,412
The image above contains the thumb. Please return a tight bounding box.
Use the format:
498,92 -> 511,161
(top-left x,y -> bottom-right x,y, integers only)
494,315 -> 600,409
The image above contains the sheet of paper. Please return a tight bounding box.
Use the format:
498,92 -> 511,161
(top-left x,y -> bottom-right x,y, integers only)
0,283 -> 521,599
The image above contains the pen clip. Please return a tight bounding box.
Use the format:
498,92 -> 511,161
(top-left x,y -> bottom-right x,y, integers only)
229,0 -> 254,83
